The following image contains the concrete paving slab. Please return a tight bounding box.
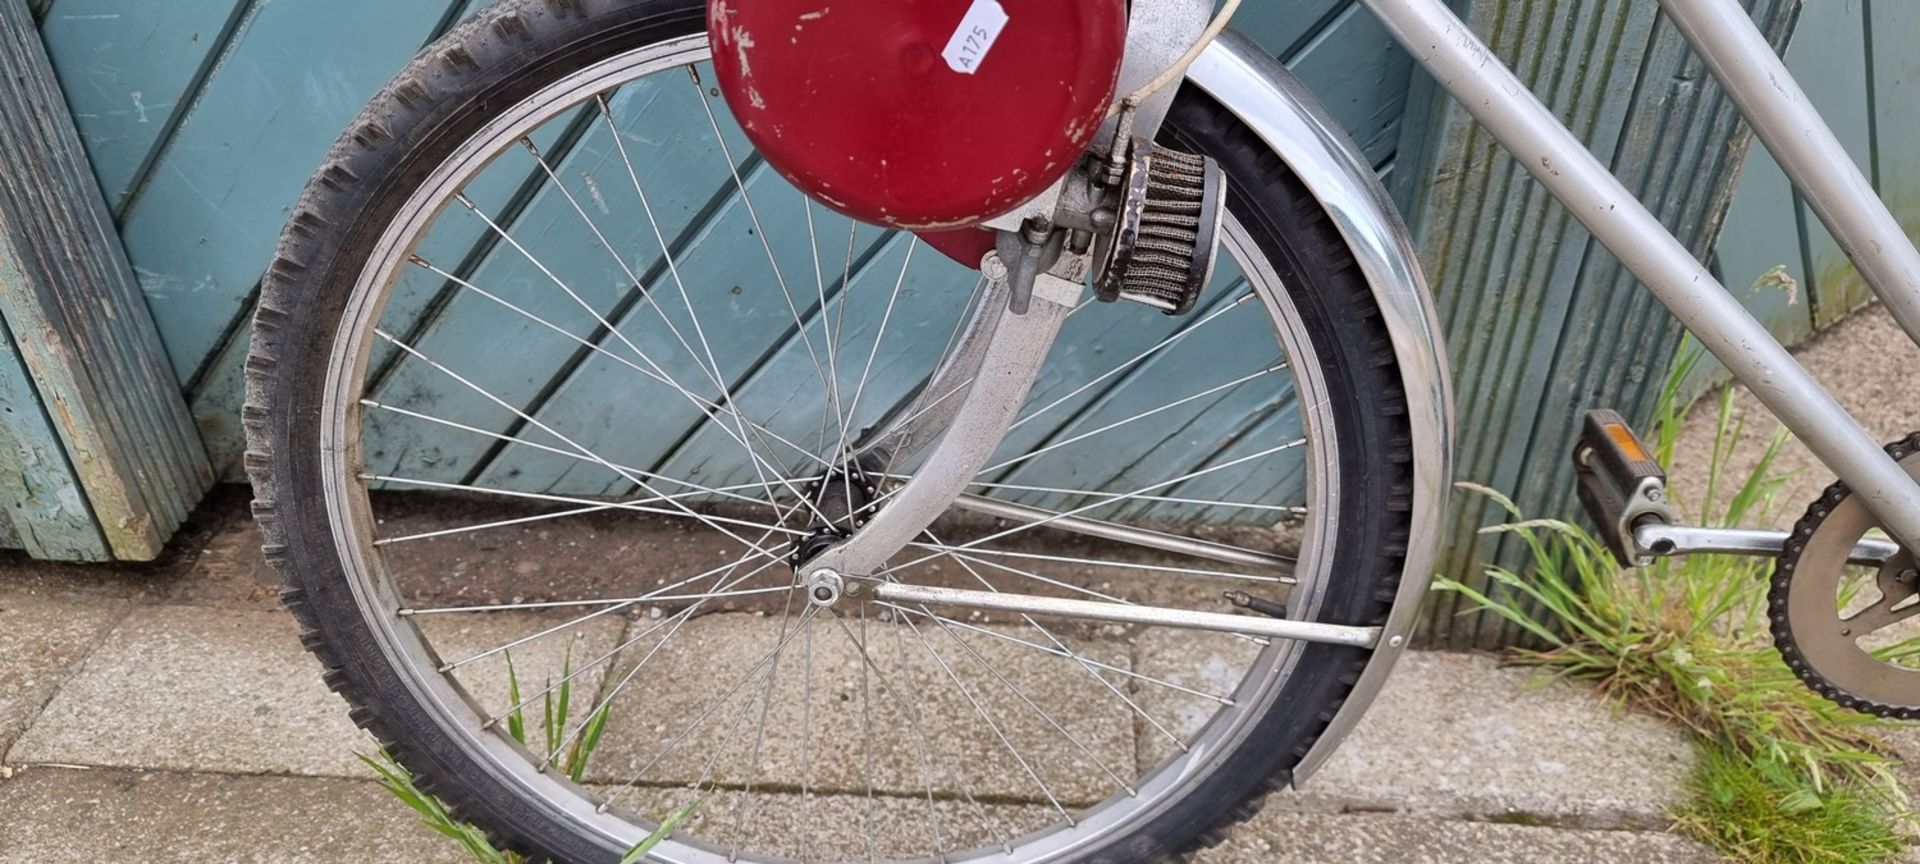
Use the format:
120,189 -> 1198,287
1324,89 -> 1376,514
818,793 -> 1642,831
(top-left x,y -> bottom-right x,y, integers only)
8,604 -> 624,777
1297,652 -> 1694,828
612,785 -> 1056,861
1127,625 -> 1263,772
1196,809 -> 1717,864
0,765 -> 467,863
586,611 -> 1136,805
1132,631 -> 1694,828
582,785 -> 1717,863
0,593 -> 125,755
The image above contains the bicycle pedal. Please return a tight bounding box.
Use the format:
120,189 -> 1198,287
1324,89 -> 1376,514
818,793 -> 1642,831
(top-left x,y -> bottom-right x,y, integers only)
1094,140 -> 1226,315
1572,410 -> 1674,564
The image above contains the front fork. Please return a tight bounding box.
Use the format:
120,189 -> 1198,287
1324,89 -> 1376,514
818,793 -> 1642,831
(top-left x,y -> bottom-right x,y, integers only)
787,0 -> 1383,651
798,243 -> 1381,650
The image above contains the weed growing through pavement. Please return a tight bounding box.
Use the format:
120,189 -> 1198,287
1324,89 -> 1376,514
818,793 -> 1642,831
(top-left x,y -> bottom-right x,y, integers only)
361,646 -> 696,863
1438,339 -> 1910,864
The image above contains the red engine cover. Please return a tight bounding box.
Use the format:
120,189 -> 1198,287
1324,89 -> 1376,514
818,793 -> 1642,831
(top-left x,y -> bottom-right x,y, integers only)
708,0 -> 1126,231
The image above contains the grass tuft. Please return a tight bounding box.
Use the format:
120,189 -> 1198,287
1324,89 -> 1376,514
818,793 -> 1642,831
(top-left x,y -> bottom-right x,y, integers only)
362,644 -> 693,863
1677,744 -> 1902,864
1437,337 -> 1912,863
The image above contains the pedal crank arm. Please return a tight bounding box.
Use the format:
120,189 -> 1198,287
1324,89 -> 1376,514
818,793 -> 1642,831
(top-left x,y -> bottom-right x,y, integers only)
1633,522 -> 1899,566
809,268 -> 1081,578
872,582 -> 1382,648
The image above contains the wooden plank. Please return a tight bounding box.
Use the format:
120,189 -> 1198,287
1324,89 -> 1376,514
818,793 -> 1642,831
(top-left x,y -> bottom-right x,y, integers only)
642,231 -> 974,496
992,285 -> 1284,514
0,0 -> 214,559
37,0 -> 245,213
114,0 -> 465,385
470,191 -> 893,497
1409,0 -> 1662,648
187,104 -> 586,476
1868,0 -> 1920,237
362,71 -> 757,487
1689,141 -> 1812,398
0,315 -> 101,558
1284,0 -> 1413,167
1229,0 -> 1345,62
1789,0 -> 1875,328
1400,0 -> 1798,647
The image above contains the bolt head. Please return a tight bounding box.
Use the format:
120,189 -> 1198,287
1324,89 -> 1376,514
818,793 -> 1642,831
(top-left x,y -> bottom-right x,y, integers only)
981,251 -> 1010,282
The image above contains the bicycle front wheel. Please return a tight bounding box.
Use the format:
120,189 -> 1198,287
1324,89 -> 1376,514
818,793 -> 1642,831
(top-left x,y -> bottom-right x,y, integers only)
245,1 -> 1420,861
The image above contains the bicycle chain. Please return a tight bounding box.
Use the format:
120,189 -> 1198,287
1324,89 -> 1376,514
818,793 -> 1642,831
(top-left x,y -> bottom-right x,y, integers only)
1768,430 -> 1920,720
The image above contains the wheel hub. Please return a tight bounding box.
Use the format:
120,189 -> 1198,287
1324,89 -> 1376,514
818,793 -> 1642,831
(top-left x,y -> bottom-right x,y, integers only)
786,462 -> 882,570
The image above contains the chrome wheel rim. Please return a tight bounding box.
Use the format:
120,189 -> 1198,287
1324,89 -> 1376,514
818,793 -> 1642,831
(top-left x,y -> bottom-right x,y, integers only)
318,34 -> 1345,863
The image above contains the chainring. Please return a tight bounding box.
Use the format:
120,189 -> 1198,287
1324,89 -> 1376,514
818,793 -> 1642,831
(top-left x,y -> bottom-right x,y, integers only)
1770,431 -> 1920,718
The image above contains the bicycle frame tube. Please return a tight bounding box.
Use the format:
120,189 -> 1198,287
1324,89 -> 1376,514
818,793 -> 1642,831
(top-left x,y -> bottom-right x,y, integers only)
1662,0 -> 1920,348
1362,0 -> 1920,552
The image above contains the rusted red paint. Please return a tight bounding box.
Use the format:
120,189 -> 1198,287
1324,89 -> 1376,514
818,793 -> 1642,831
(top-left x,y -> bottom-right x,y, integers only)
708,0 -> 1125,232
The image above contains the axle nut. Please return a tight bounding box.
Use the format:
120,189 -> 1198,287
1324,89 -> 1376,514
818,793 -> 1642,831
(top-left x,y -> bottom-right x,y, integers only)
807,568 -> 845,608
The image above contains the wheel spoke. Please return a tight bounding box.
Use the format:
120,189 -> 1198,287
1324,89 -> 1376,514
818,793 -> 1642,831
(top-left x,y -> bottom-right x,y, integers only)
980,362 -> 1285,476
371,328 -> 805,569
908,541 -> 1288,585
363,473 -> 803,548
1008,290 -> 1255,433
602,604 -> 821,791
684,74 -> 833,399
883,618 -> 944,852
892,611 -> 1074,822
401,584 -> 790,616
877,438 -> 1309,577
921,526 -> 1200,749
440,537 -> 789,672
406,255 -> 833,476
727,587 -> 804,855
836,237 -> 916,462
952,477 -> 1308,516
832,611 -> 1011,855
917,603 -> 1137,795
590,97 -> 839,529
875,601 -> 1232,704
482,553 -> 790,728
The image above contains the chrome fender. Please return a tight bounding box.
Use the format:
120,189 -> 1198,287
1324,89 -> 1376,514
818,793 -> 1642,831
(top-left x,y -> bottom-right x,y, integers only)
1188,31 -> 1455,782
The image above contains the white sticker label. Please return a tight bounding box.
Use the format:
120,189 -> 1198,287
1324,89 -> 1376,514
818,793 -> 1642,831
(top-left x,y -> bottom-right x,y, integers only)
942,0 -> 1008,75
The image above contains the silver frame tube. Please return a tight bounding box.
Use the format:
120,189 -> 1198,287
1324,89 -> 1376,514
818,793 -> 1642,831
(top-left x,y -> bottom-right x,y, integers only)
1362,0 -> 1920,552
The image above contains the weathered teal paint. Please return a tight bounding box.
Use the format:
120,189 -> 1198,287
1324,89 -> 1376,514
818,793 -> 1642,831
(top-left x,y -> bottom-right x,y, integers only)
1706,0 -> 1920,396
0,315 -> 104,560
111,0 -> 467,384
1400,0 -> 1800,648
1794,0 -> 1876,329
39,0 -> 245,213
0,0 -> 213,560
1873,1 -> 1920,241
31,0 -> 1410,492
